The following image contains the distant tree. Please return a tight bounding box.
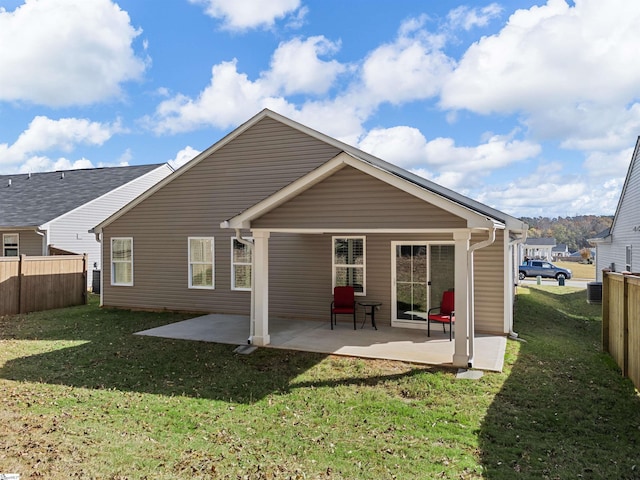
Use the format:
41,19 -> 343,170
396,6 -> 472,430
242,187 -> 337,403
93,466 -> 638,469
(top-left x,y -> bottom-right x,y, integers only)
521,215 -> 613,253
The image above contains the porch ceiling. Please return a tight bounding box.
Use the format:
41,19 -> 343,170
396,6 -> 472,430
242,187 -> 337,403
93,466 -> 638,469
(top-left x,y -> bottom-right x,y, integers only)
135,315 -> 506,372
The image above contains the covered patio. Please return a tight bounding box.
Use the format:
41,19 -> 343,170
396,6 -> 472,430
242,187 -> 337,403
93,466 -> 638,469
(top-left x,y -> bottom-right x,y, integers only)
135,314 -> 507,372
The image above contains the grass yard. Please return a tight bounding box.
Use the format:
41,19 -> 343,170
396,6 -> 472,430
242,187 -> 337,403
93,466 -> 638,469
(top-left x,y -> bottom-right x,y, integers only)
554,261 -> 595,280
1,290 -> 639,479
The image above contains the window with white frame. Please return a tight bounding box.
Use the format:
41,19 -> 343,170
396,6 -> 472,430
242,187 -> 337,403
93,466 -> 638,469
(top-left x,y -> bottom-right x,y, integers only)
231,237 -> 252,290
3,233 -> 19,257
111,237 -> 133,286
626,245 -> 633,272
333,236 -> 365,295
189,237 -> 214,289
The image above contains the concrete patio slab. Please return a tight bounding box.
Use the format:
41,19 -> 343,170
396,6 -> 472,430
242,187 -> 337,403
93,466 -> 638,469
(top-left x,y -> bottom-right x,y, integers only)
135,315 -> 507,372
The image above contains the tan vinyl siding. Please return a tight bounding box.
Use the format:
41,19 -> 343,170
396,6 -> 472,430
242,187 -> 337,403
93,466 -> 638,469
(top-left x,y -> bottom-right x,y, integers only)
270,232 -> 458,326
1,230 -> 43,256
472,232 -> 506,333
253,166 -> 467,229
102,117 -> 341,312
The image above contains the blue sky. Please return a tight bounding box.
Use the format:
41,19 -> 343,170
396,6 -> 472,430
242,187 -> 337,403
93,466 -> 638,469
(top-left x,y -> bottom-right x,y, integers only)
1,0 -> 637,218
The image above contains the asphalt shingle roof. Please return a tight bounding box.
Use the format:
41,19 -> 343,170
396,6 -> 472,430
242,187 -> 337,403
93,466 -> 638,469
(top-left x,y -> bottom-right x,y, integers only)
0,164 -> 163,227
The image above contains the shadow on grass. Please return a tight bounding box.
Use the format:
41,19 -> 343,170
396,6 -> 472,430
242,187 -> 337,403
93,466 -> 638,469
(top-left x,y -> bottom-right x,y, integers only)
0,297 -> 439,404
479,286 -> 640,479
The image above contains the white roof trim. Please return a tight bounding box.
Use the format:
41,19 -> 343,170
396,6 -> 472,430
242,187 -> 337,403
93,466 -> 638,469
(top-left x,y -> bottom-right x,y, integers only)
221,152 -> 503,230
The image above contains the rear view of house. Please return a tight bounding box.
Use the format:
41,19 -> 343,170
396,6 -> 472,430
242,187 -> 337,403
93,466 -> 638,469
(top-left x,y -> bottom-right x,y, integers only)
93,110 -> 527,368
0,164 -> 173,287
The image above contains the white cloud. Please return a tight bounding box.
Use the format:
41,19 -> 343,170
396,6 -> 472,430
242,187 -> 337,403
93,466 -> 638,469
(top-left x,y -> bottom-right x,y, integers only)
0,0 -> 146,107
11,156 -> 121,175
357,126 -> 540,190
266,36 -> 346,95
149,35 -> 352,135
150,59 -> 279,133
583,147 -> 634,178
361,16 -> 454,105
169,146 -> 201,170
0,116 -> 121,169
441,0 -> 640,117
446,3 -> 503,31
189,0 -> 301,30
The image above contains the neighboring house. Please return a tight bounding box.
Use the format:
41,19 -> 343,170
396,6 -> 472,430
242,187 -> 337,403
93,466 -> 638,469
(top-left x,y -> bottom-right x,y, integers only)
552,243 -> 569,258
589,137 -> 640,281
522,237 -> 556,261
92,109 -> 529,368
0,164 -> 173,286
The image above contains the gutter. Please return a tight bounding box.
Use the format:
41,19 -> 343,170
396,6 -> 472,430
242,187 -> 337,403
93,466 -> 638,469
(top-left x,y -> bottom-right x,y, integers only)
234,228 -> 255,344
467,228 -> 497,367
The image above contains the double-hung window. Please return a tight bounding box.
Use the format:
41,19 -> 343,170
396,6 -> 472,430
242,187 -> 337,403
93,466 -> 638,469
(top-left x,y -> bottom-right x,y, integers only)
231,238 -> 252,291
189,237 -> 215,289
626,245 -> 633,272
3,233 -> 19,257
333,236 -> 365,295
111,237 -> 133,286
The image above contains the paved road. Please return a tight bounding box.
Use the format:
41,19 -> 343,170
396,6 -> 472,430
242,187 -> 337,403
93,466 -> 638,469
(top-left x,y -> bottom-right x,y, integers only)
519,278 -> 591,289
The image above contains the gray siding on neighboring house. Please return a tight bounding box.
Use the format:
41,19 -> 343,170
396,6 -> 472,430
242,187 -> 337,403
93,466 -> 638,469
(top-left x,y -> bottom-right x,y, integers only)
603,142 -> 640,277
102,116 -> 342,313
1,230 -> 43,256
252,166 -> 467,230
47,164 -> 173,280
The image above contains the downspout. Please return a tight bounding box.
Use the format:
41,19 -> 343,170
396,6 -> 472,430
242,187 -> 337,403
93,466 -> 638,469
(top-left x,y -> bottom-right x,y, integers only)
35,228 -> 47,255
508,234 -> 527,339
235,228 -> 255,344
467,227 -> 496,367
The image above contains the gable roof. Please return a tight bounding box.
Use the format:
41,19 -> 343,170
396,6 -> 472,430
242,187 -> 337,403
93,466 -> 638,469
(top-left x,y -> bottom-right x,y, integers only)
0,164 -> 166,228
222,151 -> 505,231
588,227 -> 611,244
93,109 -> 528,234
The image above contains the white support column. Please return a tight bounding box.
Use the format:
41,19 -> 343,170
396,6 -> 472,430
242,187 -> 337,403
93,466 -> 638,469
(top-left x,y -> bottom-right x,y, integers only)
251,230 -> 270,346
453,230 -> 470,367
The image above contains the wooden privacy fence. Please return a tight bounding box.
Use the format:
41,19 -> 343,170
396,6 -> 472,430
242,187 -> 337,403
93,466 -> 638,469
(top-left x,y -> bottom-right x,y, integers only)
0,254 -> 87,316
602,271 -> 640,390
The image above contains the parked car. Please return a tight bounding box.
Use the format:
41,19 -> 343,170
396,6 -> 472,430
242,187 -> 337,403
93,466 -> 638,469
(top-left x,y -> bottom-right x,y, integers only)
519,260 -> 572,280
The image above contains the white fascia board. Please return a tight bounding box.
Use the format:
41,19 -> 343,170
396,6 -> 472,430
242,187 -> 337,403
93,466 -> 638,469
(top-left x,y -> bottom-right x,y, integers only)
222,152 -> 502,230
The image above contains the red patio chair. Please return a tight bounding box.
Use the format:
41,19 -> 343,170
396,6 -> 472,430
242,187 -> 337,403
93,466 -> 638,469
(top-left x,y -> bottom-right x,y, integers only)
428,290 -> 455,341
330,286 -> 356,330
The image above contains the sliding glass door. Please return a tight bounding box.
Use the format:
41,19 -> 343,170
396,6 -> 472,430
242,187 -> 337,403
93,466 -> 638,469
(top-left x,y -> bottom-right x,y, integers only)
392,243 -> 454,327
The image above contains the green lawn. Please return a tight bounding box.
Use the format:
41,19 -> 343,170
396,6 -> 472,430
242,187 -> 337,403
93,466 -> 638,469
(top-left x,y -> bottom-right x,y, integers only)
0,290 -> 639,479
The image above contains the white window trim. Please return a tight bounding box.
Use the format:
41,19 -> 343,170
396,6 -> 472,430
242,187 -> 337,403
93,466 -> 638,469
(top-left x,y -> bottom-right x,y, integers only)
626,245 -> 632,272
111,237 -> 133,286
231,237 -> 253,291
3,233 -> 19,257
188,237 -> 215,289
332,236 -> 366,296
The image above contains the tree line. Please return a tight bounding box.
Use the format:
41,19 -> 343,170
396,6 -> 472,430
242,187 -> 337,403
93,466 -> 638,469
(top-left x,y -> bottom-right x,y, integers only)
520,215 -> 613,253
